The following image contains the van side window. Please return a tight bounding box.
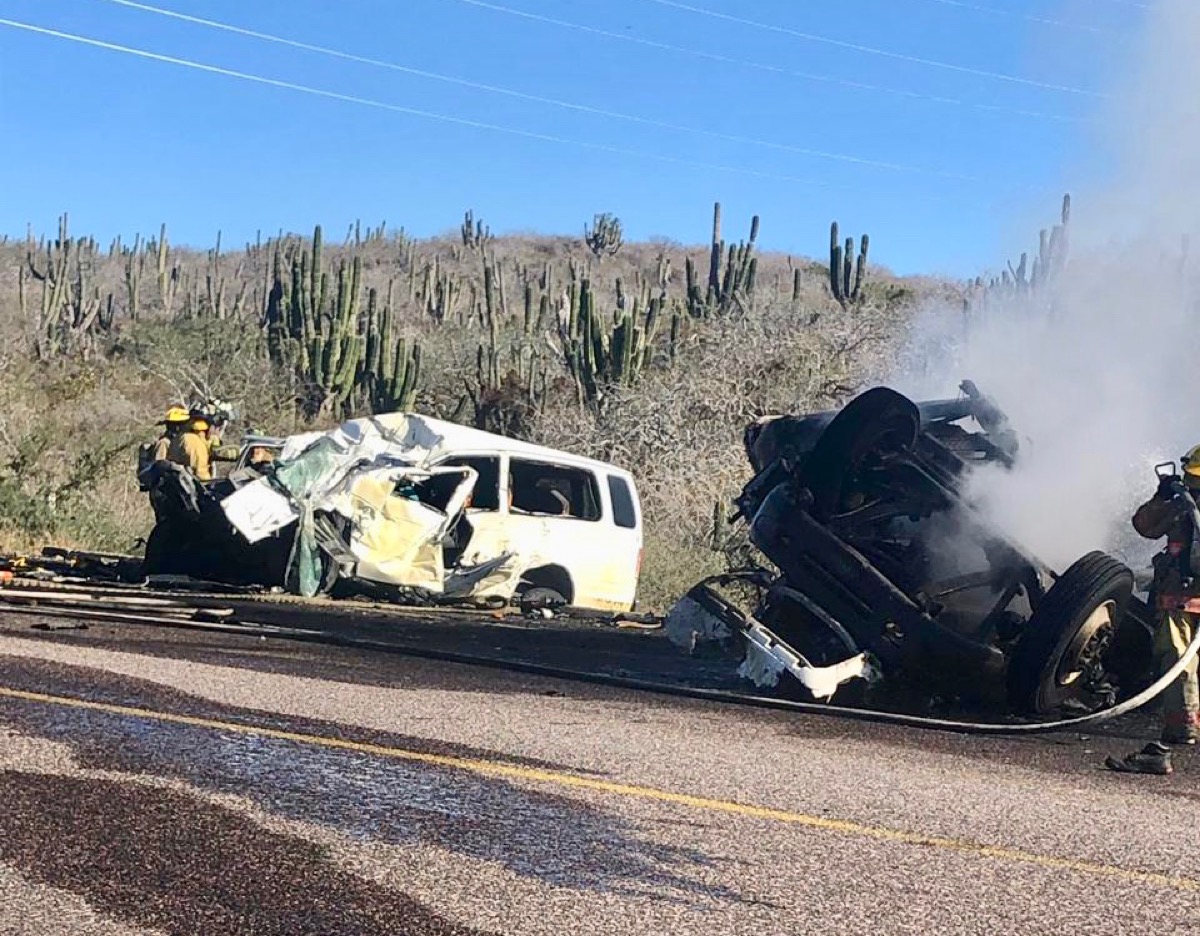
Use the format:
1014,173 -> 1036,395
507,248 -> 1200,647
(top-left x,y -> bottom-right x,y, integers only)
509,459 -> 601,521
437,456 -> 500,510
607,475 -> 638,529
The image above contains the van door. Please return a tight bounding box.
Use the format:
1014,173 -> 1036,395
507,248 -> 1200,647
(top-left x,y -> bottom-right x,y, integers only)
507,457 -> 638,611
602,471 -> 643,608
428,453 -> 514,566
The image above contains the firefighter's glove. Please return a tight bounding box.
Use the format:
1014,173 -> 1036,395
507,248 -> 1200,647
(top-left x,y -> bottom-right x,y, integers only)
1157,475 -> 1185,500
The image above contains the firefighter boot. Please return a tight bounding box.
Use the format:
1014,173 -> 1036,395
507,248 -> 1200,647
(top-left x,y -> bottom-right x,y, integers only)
1105,742 -> 1174,776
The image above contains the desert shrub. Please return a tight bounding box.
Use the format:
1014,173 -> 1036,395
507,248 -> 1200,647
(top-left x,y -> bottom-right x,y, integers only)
0,210 -> 940,609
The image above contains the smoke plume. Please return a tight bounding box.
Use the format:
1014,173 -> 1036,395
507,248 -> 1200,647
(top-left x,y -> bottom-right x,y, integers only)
891,0 -> 1200,574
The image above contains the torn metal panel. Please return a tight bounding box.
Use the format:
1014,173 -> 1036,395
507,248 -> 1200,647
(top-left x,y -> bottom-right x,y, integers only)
337,466 -> 479,591
219,413 -> 532,600
221,479 -> 296,544
664,581 -> 876,701
664,593 -> 733,651
736,614 -> 880,700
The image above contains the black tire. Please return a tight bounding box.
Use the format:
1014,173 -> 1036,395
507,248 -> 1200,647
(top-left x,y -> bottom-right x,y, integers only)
800,387 -> 921,519
519,586 -> 568,613
1007,551 -> 1134,716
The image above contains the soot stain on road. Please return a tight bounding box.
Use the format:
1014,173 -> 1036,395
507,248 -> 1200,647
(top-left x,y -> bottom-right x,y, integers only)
0,614 -> 741,700
0,654 -> 579,772
0,659 -> 747,904
0,769 -> 496,936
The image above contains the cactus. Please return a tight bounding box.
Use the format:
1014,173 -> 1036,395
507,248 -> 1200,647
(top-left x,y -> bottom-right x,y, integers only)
261,225 -> 422,418
123,234 -> 145,321
1030,193 -> 1071,290
203,230 -> 227,319
22,213 -> 112,359
970,193 -> 1071,314
685,206 -> 758,319
584,212 -> 624,257
461,209 -> 491,250
423,257 -> 464,323
364,285 -> 422,411
708,201 -> 722,295
829,221 -> 869,308
155,222 -> 180,315
559,278 -> 671,405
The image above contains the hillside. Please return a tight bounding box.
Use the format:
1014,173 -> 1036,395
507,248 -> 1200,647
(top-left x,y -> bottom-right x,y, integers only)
0,203 -> 962,607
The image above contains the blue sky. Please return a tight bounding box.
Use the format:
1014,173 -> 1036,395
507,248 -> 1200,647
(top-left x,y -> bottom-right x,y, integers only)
0,0 -> 1145,276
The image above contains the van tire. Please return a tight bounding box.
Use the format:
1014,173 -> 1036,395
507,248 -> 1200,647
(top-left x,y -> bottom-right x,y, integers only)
519,587 -> 568,613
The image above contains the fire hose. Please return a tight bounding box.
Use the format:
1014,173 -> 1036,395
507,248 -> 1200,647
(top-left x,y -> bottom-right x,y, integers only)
1,589 -> 1197,736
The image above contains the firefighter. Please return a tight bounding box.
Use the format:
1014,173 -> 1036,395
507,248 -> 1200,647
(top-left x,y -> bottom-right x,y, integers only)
137,406 -> 190,492
190,398 -> 240,465
166,413 -> 213,482
153,406 -> 191,462
1107,447 -> 1200,774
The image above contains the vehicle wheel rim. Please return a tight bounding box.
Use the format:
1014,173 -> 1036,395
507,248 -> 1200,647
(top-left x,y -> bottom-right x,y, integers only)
1056,599 -> 1115,687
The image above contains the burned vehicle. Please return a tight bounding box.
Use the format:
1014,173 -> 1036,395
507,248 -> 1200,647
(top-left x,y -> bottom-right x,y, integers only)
668,382 -> 1154,717
141,413 -> 644,613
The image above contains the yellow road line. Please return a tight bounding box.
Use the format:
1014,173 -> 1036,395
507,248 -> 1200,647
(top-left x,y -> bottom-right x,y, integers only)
0,684 -> 1194,892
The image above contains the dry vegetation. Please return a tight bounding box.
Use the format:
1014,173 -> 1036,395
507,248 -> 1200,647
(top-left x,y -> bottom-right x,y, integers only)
0,203 -> 959,609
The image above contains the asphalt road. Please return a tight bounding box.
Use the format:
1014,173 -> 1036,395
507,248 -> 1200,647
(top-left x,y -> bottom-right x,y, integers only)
0,610 -> 1195,936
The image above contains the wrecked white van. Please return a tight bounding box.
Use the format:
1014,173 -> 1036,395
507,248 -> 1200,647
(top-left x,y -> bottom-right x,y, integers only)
215,413 -> 644,612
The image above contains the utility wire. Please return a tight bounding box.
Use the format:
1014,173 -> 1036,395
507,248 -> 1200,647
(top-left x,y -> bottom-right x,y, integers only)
96,0 -> 975,180
447,0 -> 1083,123
0,17 -> 887,191
912,0 -> 1114,33
638,0 -> 1108,97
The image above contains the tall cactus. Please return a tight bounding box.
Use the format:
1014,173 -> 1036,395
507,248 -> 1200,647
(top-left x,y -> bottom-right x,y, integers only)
584,212 -> 624,257
970,193 -> 1070,314
687,203 -> 758,318
829,221 -> 869,308
262,224 -> 422,418
22,213 -> 111,359
686,203 -> 758,318
461,209 -> 491,250
364,284 -> 422,412
559,278 -> 674,405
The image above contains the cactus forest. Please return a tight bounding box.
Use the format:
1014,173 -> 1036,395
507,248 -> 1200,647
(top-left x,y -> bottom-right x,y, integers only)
0,198 -> 1069,605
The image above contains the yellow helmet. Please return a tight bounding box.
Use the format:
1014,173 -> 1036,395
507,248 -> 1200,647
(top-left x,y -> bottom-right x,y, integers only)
160,406 -> 189,425
191,418 -> 210,432
1182,445 -> 1200,486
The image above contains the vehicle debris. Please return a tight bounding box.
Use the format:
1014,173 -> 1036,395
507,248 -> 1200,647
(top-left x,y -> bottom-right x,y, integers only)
138,412 -> 644,614
669,381 -> 1158,718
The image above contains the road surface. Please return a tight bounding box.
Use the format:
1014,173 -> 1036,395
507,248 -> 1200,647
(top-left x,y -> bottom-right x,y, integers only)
0,611 -> 1195,936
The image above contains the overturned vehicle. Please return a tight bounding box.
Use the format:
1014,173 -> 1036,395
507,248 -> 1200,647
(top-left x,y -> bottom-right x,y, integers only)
668,382 -> 1155,718
140,413 -> 644,613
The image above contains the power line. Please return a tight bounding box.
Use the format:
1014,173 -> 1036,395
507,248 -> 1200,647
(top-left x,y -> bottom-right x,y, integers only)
447,0 -> 1083,123
637,0 -> 1108,97
97,0 -> 975,180
912,0 -> 1115,33
0,16 -> 896,191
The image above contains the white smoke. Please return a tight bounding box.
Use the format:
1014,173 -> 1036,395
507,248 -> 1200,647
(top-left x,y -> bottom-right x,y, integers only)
889,0 -> 1200,573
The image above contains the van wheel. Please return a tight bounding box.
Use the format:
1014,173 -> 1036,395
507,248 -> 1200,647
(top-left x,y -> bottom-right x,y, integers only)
519,587 -> 568,613
1007,551 -> 1134,716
